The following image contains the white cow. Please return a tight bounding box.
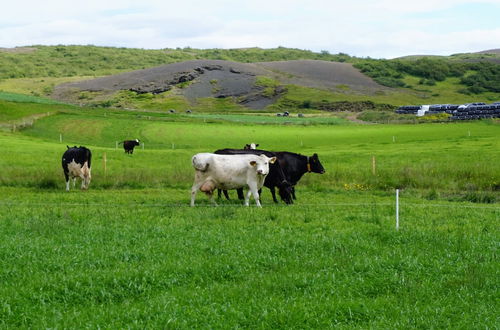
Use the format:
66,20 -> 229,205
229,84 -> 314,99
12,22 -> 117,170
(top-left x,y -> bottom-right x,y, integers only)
190,153 -> 276,207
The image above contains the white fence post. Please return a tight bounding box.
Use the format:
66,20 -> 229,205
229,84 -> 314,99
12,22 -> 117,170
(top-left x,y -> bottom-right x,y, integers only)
396,189 -> 400,231
59,133 -> 62,143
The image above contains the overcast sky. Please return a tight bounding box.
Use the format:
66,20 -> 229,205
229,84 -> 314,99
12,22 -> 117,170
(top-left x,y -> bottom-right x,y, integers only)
1,0 -> 499,59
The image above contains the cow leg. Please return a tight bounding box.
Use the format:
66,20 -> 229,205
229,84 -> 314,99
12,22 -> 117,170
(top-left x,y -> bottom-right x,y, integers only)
208,191 -> 217,206
291,187 -> 296,200
245,189 -> 251,206
247,183 -> 262,207
64,171 -> 70,191
237,188 -> 245,200
269,186 -> 279,203
73,177 -> 77,188
223,190 -> 230,200
190,182 -> 202,207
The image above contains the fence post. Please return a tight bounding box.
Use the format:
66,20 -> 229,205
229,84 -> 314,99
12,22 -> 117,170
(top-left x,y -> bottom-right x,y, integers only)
396,189 -> 400,231
60,133 -> 62,143
142,142 -> 145,150
115,141 -> 118,150
372,156 -> 376,175
392,136 -> 396,143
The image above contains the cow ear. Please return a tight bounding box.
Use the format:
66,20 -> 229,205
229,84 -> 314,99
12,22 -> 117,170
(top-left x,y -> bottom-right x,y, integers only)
256,144 -> 259,147
250,161 -> 257,166
269,157 -> 277,164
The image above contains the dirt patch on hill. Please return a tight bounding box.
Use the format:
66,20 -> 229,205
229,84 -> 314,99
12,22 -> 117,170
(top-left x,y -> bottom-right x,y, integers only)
256,60 -> 385,92
53,59 -> 387,109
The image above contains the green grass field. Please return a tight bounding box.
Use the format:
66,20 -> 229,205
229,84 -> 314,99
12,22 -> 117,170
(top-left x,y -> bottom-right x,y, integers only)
2,110 -> 497,195
0,101 -> 499,327
0,187 -> 498,328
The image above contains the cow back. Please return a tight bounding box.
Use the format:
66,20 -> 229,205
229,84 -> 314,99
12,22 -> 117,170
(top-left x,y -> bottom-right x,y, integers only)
62,146 -> 92,168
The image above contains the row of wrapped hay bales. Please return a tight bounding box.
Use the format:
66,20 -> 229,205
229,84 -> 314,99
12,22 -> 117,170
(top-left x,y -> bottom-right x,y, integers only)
395,102 -> 500,120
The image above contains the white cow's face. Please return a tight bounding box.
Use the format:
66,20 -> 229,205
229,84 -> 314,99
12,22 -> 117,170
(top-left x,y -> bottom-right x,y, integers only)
250,155 -> 277,176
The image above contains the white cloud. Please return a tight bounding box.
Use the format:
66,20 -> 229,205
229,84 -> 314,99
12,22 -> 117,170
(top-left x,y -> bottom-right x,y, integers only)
0,0 -> 499,58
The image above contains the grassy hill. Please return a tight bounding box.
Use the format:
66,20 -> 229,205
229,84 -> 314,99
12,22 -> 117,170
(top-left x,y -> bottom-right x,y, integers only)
1,45 -> 499,115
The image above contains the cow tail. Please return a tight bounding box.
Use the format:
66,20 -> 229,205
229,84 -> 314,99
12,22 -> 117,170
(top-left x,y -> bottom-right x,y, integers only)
192,156 -> 209,172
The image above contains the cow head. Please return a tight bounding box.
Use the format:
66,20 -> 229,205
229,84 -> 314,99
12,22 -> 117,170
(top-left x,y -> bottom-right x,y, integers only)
250,155 -> 277,176
135,139 -> 140,146
244,143 -> 259,150
278,181 -> 294,204
309,153 -> 325,174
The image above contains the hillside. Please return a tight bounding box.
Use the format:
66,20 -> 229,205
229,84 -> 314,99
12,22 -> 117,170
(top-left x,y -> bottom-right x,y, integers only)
1,45 -> 499,112
53,59 -> 386,110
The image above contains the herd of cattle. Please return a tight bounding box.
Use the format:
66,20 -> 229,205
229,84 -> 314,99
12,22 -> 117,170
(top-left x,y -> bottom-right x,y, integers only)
61,141 -> 325,207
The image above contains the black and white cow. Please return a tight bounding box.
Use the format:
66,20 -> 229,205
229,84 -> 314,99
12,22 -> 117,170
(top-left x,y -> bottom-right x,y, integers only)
191,153 -> 276,207
62,146 -> 92,191
120,139 -> 140,154
244,143 -> 259,150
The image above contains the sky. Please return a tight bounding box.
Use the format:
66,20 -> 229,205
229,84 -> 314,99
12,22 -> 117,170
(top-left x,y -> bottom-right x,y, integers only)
1,0 -> 499,59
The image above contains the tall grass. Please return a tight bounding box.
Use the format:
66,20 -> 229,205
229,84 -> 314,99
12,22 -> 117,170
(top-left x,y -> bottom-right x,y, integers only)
0,187 -> 497,328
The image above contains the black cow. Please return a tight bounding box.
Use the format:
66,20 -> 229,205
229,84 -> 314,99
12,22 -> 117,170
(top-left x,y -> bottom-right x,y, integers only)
62,146 -> 92,191
214,148 -> 293,204
120,139 -> 140,154
219,150 -> 325,202
273,152 -> 325,200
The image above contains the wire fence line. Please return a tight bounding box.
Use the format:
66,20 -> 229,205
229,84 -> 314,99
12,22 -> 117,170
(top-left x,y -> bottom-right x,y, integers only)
0,201 -> 498,210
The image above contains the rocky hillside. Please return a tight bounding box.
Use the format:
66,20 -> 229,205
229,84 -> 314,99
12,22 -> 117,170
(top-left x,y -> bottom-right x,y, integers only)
54,60 -> 387,109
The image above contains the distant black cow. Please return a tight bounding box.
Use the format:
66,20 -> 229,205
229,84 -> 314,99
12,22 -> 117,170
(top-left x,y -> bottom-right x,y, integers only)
120,139 -> 140,154
214,148 -> 293,204
62,146 -> 92,191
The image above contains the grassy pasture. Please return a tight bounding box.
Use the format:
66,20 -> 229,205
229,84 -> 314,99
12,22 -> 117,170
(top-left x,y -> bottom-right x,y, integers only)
3,111 -> 498,195
0,107 -> 498,328
0,187 -> 498,328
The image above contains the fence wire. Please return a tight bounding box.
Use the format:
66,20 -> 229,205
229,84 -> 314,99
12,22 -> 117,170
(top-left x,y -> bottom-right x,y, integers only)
0,201 -> 498,210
